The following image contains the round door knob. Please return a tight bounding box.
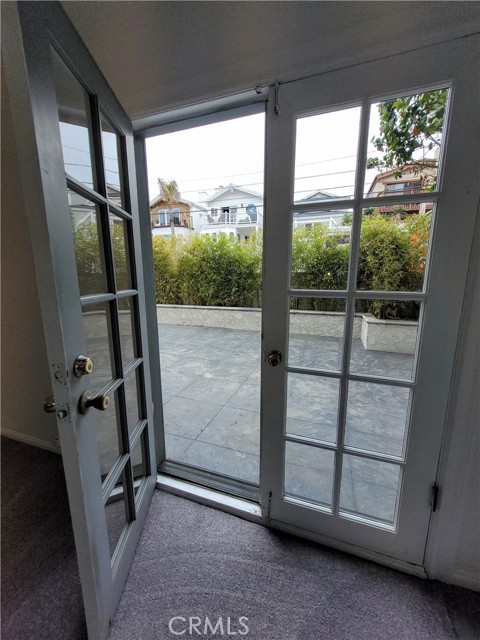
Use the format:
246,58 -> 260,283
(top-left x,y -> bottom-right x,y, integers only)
79,391 -> 110,415
267,350 -> 282,367
74,355 -> 94,377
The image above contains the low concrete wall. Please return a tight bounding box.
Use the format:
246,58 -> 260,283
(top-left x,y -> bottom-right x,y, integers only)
156,305 -> 418,354
156,304 -> 358,337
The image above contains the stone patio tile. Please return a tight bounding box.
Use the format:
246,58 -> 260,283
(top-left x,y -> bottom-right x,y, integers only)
178,375 -> 244,404
349,454 -> 401,490
288,334 -> 343,372
198,406 -> 260,455
348,480 -> 399,524
284,460 -> 334,506
165,433 -> 194,461
163,396 -> 223,439
344,428 -> 404,458
286,417 -> 337,444
226,382 -> 261,413
350,338 -> 414,380
182,441 -> 259,483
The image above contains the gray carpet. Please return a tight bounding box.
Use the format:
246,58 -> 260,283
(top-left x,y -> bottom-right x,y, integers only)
110,491 -> 480,640
1,437 -> 87,640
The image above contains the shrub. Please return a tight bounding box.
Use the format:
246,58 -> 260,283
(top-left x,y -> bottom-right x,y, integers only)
176,234 -> 262,307
152,236 -> 181,303
291,225 -> 349,312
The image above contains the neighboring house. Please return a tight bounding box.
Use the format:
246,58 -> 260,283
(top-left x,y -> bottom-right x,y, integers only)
294,190 -> 349,228
149,194 -> 201,238
70,184 -> 122,227
197,184 -> 264,241
367,161 -> 436,215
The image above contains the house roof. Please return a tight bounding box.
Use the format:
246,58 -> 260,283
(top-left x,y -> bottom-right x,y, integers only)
149,193 -> 207,210
299,190 -> 337,202
203,183 -> 263,203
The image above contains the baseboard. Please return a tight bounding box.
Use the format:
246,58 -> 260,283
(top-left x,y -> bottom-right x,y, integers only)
0,428 -> 61,454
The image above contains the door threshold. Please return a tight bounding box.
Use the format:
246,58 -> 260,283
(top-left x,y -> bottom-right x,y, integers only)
156,473 -> 427,580
156,474 -> 262,521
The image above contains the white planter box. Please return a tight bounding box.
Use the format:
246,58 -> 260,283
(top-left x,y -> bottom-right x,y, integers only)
360,313 -> 418,354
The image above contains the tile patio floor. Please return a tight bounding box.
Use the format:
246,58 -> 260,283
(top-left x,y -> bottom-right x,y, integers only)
158,323 -> 414,525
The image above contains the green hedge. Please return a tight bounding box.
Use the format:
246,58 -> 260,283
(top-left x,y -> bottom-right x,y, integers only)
72,214 -> 430,320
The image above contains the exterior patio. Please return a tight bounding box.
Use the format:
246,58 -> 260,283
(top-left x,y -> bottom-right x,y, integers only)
158,322 -> 414,525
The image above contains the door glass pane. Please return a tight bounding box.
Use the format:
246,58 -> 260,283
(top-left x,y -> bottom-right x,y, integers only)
294,107 -> 360,203
365,88 -> 449,197
95,388 -> 122,480
344,381 -> 411,458
286,373 -> 339,444
284,442 -> 334,509
69,191 -> 108,295
124,366 -> 142,437
340,454 -> 401,525
357,206 -> 433,292
118,297 -> 137,366
101,115 -> 124,207
82,302 -> 115,390
105,473 -> 129,559
110,213 -> 131,290
51,50 -> 95,189
291,214 -> 352,290
351,299 -> 420,380
289,297 -> 345,372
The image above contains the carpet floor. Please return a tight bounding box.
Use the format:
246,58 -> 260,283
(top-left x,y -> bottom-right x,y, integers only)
1,437 -> 87,640
110,491 -> 480,640
2,436 -> 479,640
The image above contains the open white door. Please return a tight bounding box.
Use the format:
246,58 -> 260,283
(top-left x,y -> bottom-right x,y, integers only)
3,3 -> 158,637
261,36 -> 479,566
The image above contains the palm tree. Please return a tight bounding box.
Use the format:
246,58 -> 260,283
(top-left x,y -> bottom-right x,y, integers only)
158,178 -> 180,237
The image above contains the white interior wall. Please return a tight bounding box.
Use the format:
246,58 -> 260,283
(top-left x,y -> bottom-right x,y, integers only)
1,73 -> 59,452
2,1 -> 478,590
425,215 -> 480,591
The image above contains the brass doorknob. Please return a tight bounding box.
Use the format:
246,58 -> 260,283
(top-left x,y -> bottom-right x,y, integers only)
79,391 -> 110,415
74,355 -> 94,377
267,350 -> 282,367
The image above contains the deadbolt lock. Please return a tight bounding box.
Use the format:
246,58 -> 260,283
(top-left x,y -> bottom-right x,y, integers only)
74,355 -> 94,377
267,350 -> 282,367
43,395 -> 56,413
78,391 -> 110,415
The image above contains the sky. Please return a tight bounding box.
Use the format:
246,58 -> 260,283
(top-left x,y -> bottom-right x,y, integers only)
145,108 -> 385,205
59,96 -> 442,206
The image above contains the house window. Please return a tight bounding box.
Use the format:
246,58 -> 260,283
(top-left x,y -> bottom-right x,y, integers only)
385,181 -> 423,193
158,208 -> 180,226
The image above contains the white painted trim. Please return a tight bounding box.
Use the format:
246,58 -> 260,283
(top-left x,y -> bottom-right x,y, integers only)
0,428 -> 61,455
155,476 -> 426,579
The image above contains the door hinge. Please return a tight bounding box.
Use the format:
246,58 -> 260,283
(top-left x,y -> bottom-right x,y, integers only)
431,483 -> 440,512
274,82 -> 280,115
264,490 -> 273,520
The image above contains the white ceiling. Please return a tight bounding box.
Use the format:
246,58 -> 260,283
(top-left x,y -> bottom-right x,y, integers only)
62,1 -> 480,121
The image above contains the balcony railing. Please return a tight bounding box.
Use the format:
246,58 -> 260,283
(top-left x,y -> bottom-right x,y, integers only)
376,188 -> 426,197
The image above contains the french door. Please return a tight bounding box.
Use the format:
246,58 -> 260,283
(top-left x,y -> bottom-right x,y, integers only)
261,37 -> 479,564
5,3 -> 157,638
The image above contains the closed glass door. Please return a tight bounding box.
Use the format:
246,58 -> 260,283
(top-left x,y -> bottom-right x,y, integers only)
261,37 -> 479,564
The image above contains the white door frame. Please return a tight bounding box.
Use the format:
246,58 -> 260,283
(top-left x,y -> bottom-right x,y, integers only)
260,35 -> 479,564
3,3 -> 158,637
